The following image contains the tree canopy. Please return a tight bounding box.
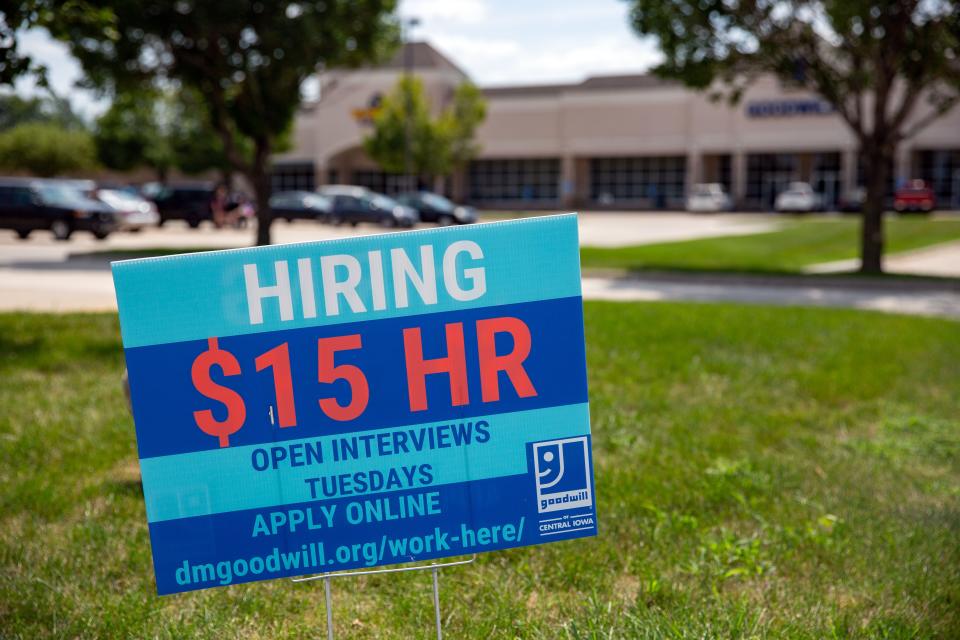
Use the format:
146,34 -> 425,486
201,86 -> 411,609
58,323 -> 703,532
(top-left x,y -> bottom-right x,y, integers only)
626,0 -> 960,273
53,0 -> 399,245
0,93 -> 88,130
0,1 -> 114,88
0,122 -> 97,176
94,90 -> 174,178
364,76 -> 486,185
94,87 -> 255,182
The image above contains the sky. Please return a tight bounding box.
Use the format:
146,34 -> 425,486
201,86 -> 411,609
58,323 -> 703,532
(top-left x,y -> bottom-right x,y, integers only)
9,0 -> 662,120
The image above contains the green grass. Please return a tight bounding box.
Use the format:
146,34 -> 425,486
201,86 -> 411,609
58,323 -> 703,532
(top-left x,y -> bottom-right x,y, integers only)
581,217 -> 960,275
1,305 -> 959,638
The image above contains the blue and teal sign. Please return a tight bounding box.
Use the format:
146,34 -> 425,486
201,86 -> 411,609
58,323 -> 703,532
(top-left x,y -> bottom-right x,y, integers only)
113,214 -> 596,595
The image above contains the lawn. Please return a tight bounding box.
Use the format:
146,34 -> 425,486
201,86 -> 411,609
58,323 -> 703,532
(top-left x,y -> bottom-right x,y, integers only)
580,217 -> 960,275
1,304 -> 959,638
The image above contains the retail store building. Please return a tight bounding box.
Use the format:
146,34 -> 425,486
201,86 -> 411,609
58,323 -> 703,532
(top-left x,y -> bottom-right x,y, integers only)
273,42 -> 960,210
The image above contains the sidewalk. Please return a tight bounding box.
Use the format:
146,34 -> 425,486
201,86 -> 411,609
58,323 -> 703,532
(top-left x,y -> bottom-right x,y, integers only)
581,272 -> 960,319
2,261 -> 958,320
807,239 -> 960,278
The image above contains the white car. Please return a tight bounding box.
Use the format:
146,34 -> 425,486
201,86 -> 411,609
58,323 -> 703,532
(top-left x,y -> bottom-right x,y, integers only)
774,182 -> 823,213
96,188 -> 160,231
686,183 -> 732,212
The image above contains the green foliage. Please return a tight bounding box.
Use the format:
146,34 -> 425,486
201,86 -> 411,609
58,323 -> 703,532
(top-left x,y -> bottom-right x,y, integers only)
0,93 -> 88,130
0,122 -> 97,176
52,0 -> 400,244
94,87 -> 252,179
94,90 -> 173,175
2,303 -> 960,637
0,1 -> 115,87
364,75 -> 486,180
439,81 -> 486,168
364,75 -> 443,175
167,89 -> 252,177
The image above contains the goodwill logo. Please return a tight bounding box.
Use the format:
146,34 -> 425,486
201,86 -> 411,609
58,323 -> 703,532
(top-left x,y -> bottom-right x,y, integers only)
532,437 -> 593,513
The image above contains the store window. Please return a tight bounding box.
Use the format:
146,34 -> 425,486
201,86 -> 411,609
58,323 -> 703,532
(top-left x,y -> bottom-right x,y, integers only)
467,158 -> 560,203
351,171 -> 418,195
271,162 -> 315,193
589,156 -> 686,208
745,154 -> 798,209
917,150 -> 960,208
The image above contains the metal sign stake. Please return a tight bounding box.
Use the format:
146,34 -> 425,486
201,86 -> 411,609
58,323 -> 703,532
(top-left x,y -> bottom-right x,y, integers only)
323,576 -> 333,640
431,566 -> 442,640
293,555 -> 476,640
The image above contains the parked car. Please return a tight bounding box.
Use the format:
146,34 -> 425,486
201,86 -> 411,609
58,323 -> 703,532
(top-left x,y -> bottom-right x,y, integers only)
774,182 -> 823,213
95,188 -> 160,231
317,185 -> 418,227
394,191 -> 477,225
0,178 -> 119,240
894,179 -> 935,213
269,191 -> 332,222
686,183 -> 732,213
149,184 -> 215,227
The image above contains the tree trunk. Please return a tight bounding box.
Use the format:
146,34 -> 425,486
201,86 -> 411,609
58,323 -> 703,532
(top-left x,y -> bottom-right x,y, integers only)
249,139 -> 273,246
859,144 -> 891,275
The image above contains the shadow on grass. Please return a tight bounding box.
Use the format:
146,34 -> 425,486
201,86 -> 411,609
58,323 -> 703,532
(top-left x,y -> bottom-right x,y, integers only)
104,477 -> 144,499
0,333 -> 43,361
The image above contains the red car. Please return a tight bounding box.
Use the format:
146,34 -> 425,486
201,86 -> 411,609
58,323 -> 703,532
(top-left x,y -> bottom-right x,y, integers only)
894,179 -> 936,213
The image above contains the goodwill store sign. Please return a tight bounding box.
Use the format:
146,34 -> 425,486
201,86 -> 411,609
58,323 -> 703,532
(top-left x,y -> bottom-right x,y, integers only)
113,214 -> 596,595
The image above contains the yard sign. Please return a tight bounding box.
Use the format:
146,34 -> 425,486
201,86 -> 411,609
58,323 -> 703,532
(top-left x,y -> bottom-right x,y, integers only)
113,214 -> 596,595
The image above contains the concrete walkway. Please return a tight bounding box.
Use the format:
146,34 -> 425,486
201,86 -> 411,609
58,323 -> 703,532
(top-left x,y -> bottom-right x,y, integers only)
2,259 -> 957,320
582,273 -> 960,320
807,239 -> 960,278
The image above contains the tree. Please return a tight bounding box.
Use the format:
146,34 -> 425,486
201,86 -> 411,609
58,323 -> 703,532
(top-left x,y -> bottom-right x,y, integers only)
167,89 -> 252,182
626,0 -> 960,273
53,1 -> 399,245
364,76 -> 486,187
364,75 -> 446,180
0,122 -> 97,176
0,93 -> 88,130
0,1 -> 114,88
94,87 -> 248,183
94,90 -> 175,180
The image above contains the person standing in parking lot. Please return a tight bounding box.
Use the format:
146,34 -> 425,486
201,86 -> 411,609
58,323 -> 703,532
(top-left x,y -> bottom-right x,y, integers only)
211,184 -> 229,228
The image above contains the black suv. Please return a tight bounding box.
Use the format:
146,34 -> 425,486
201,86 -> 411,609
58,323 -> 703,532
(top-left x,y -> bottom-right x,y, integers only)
150,184 -> 215,227
395,191 -> 477,225
316,185 -> 418,227
0,178 -> 118,240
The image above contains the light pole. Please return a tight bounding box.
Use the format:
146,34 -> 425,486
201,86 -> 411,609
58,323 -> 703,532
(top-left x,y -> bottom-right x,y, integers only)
403,16 -> 420,193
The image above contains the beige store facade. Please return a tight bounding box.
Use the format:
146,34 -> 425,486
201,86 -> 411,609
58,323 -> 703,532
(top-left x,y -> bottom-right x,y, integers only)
273,42 -> 960,211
